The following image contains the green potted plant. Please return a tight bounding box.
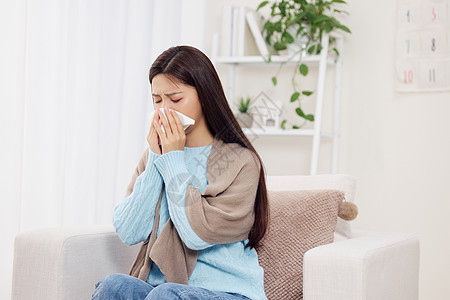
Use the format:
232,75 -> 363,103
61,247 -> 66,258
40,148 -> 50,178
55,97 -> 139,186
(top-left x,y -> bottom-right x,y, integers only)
256,0 -> 351,129
235,97 -> 254,128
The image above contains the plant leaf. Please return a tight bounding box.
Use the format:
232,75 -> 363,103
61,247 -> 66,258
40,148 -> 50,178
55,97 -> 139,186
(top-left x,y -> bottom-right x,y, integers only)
283,31 -> 295,44
295,107 -> 305,117
281,119 -> 287,130
332,47 -> 340,56
337,24 -> 351,33
272,76 -> 277,86
279,1 -> 287,15
290,92 -> 300,102
274,21 -> 282,32
274,41 -> 287,51
316,43 -> 323,54
313,15 -> 330,24
299,64 -> 308,76
305,114 -> 315,121
302,90 -> 313,96
257,1 -> 269,11
270,3 -> 276,16
304,3 -> 316,14
292,125 -> 300,129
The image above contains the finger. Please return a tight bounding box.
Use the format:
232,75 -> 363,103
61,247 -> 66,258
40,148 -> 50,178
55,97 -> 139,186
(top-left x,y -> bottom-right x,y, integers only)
164,108 -> 179,136
158,108 -> 173,136
147,127 -> 161,154
153,118 -> 167,143
150,110 -> 162,133
148,111 -> 159,141
148,116 -> 154,137
169,109 -> 184,135
151,110 -> 159,125
148,121 -> 158,140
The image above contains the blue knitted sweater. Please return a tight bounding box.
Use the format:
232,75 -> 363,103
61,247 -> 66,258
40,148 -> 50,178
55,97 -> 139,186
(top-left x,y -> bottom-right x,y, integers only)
113,145 -> 267,300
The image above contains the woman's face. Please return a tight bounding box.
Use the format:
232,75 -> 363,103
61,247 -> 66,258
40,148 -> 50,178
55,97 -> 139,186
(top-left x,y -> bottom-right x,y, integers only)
151,74 -> 203,134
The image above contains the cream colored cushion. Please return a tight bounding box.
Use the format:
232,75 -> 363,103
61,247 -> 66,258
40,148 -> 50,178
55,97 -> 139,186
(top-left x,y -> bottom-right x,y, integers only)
257,189 -> 344,300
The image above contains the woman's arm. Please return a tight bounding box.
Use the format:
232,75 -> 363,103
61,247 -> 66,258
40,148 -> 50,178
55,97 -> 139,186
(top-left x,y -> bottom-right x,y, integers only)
185,148 -> 260,245
154,150 -> 215,250
154,148 -> 260,250
113,149 -> 163,246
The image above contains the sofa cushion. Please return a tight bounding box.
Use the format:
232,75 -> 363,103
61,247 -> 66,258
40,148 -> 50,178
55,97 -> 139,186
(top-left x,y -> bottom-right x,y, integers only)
257,189 -> 345,300
266,174 -> 356,240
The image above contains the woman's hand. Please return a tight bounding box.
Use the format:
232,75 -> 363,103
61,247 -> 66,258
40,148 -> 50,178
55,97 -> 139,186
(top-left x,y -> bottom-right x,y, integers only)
153,107 -> 186,154
147,111 -> 162,155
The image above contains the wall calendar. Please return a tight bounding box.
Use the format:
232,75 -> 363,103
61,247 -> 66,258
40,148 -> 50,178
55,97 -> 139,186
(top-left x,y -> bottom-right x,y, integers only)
396,0 -> 450,92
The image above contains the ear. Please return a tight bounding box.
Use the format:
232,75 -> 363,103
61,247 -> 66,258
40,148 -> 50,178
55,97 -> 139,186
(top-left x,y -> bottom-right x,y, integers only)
338,201 -> 358,221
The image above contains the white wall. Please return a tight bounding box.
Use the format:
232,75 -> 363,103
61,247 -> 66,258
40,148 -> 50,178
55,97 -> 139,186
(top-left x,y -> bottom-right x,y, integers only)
341,1 -> 450,299
206,0 -> 450,299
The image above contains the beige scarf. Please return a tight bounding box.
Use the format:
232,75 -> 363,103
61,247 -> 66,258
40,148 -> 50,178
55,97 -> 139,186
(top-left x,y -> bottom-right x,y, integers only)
125,136 -> 261,284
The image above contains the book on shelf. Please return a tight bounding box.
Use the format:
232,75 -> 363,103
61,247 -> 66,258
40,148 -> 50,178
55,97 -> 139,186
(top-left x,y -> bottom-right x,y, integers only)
245,9 -> 272,57
220,5 -> 260,57
220,5 -> 233,57
231,6 -> 240,56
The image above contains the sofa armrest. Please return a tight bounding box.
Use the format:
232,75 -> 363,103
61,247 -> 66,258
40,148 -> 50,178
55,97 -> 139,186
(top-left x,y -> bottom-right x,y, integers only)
303,230 -> 420,300
12,225 -> 140,300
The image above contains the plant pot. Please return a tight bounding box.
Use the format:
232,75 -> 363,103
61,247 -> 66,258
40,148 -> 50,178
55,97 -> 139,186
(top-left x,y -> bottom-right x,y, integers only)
236,112 -> 253,128
285,24 -> 309,55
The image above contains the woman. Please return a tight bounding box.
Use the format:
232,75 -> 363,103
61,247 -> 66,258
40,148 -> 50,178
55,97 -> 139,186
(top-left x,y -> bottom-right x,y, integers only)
92,46 -> 269,300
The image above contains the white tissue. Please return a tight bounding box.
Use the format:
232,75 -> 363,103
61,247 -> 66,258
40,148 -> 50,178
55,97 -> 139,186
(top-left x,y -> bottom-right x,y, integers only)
149,107 -> 195,134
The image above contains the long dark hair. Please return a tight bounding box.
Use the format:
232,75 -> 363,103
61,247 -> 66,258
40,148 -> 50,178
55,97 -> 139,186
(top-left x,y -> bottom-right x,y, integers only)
149,45 -> 268,249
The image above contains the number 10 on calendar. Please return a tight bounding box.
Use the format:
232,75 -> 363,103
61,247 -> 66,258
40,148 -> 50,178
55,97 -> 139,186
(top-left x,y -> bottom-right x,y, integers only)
404,69 -> 414,83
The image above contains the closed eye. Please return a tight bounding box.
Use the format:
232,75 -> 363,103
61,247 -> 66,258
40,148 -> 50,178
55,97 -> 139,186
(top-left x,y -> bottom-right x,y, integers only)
152,98 -> 181,104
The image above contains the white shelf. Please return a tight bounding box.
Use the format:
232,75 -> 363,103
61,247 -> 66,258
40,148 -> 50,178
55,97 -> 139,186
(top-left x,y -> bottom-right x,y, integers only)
242,127 -> 333,138
215,54 -> 335,65
212,33 -> 343,175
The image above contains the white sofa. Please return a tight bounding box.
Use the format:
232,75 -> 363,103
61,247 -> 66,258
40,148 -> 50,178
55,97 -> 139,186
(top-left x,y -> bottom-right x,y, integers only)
12,175 -> 420,300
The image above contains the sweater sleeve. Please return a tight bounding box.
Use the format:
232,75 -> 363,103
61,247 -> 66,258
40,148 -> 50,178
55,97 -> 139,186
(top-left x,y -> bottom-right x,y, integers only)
113,149 -> 163,246
185,148 -> 261,245
154,150 -> 215,251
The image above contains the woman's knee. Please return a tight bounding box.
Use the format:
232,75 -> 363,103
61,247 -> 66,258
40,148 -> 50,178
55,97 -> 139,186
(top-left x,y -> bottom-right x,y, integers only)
97,274 -> 126,290
92,273 -> 152,299
146,283 -> 186,299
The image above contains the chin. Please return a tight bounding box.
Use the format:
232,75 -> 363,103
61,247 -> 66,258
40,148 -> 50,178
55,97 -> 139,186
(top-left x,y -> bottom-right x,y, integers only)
184,126 -> 194,135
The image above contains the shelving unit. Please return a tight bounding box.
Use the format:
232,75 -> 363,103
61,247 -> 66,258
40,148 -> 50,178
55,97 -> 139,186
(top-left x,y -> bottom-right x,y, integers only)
214,54 -> 335,64
241,127 -> 333,138
212,33 -> 344,175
